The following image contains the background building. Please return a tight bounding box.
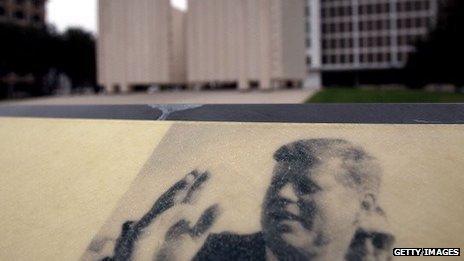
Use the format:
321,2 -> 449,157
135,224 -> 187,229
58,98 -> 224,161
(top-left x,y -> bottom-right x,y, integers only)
305,0 -> 322,89
0,0 -> 46,27
305,0 -> 441,86
98,0 -> 186,93
187,0 -> 307,90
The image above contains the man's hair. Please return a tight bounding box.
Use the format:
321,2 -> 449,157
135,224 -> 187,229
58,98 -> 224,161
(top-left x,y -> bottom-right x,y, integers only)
273,139 -> 382,195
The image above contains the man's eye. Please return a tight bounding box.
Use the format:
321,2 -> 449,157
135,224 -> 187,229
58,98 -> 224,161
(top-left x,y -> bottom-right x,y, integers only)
295,181 -> 320,195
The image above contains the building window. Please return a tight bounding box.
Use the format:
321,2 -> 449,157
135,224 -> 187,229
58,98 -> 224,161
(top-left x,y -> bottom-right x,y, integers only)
367,21 -> 374,31
360,54 -> 366,63
14,10 -> 25,20
366,4 -> 374,14
405,18 -> 412,29
347,22 -> 353,32
32,0 -> 44,8
32,14 -> 41,23
368,54 -> 374,63
330,23 -> 336,33
322,24 -> 328,34
359,38 -> 365,48
330,7 -> 336,17
377,53 -> 383,63
330,55 -> 336,64
385,36 -> 391,46
323,39 -> 328,49
0,6 -> 5,16
397,19 -> 403,29
405,2 -> 413,12
367,37 -> 374,47
424,1 -> 430,10
330,39 -> 337,49
340,38 -> 346,48
340,55 -> 346,64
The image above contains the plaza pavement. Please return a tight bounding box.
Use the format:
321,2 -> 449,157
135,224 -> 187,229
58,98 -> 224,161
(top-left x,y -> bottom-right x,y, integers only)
2,89 -> 316,105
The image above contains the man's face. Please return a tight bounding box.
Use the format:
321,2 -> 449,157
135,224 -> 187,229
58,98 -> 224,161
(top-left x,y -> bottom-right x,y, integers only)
262,156 -> 363,260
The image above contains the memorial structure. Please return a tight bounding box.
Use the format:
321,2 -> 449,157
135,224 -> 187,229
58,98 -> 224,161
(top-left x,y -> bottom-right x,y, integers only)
97,0 -> 307,92
98,0 -> 186,93
186,0 -> 307,90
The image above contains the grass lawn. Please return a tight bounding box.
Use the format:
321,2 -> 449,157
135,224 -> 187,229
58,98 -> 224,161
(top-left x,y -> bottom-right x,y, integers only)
307,88 -> 464,103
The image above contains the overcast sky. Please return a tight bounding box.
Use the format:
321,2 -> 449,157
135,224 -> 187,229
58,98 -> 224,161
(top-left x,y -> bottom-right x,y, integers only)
47,0 -> 187,34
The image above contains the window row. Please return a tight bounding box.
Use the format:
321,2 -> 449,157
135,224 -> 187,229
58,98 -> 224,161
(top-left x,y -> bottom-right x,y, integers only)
320,1 -> 431,18
0,8 -> 42,22
321,51 -> 411,65
322,17 -> 429,34
397,17 -> 430,29
3,0 -> 45,8
322,53 -> 395,65
323,36 -> 395,49
323,20 -> 391,33
397,0 -> 431,12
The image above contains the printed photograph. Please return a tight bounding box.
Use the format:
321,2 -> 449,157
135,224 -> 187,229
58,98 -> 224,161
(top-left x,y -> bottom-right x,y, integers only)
81,123 -> 464,260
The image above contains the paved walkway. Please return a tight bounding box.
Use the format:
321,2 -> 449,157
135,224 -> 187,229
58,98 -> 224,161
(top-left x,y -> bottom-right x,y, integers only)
3,89 -> 316,105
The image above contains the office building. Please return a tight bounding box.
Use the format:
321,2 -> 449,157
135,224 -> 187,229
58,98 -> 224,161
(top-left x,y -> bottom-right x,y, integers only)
305,0 -> 441,85
0,0 -> 46,27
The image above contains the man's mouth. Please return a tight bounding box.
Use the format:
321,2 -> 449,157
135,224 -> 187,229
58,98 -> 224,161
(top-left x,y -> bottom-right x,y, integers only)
277,223 -> 293,233
268,210 -> 303,223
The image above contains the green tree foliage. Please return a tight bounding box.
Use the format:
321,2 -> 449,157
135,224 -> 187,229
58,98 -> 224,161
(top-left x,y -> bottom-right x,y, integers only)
0,24 -> 61,75
405,0 -> 464,88
0,23 -> 96,94
61,28 -> 97,87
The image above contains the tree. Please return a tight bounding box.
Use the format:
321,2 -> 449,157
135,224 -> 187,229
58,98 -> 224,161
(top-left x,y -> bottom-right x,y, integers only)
0,24 -> 96,97
61,28 -> 97,88
405,0 -> 464,88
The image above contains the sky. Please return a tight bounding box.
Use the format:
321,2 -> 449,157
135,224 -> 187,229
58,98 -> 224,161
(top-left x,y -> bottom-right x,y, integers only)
47,0 -> 187,34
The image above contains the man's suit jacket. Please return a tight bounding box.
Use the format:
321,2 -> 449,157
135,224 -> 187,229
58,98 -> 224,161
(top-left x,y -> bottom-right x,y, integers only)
194,232 -> 266,261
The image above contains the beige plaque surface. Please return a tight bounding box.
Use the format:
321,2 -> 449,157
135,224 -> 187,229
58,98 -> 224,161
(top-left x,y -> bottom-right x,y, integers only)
0,118 -> 172,261
0,118 -> 463,260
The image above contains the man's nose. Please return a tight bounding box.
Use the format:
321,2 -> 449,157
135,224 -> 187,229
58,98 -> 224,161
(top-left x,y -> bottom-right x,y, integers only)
278,183 -> 299,203
278,184 -> 300,216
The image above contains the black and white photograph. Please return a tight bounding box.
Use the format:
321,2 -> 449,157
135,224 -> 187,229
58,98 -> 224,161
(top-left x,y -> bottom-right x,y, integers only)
82,122 -> 464,260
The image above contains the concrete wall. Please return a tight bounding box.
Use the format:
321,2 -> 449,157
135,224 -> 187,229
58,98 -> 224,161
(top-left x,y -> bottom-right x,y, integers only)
98,0 -> 186,92
186,0 -> 307,90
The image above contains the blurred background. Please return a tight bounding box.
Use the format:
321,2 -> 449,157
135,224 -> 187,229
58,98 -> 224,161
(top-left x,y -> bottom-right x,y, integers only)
0,0 -> 463,104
